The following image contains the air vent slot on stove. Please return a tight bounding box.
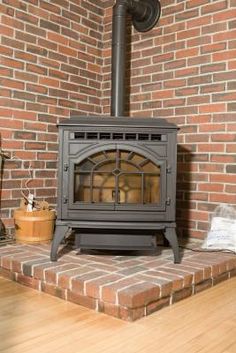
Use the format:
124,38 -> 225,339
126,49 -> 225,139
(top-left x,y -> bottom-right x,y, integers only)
73,131 -> 166,141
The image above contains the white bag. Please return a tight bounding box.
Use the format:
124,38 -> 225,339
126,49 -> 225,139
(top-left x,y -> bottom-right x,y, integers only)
202,204 -> 236,252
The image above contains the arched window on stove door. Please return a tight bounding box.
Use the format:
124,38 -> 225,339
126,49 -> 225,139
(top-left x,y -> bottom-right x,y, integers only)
74,148 -> 161,205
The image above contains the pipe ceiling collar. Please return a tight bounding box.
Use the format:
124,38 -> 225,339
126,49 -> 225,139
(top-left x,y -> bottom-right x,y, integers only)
114,0 -> 161,32
131,0 -> 161,32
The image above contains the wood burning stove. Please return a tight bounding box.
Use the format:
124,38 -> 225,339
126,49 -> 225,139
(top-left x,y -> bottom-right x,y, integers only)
51,116 -> 180,262
50,0 -> 180,263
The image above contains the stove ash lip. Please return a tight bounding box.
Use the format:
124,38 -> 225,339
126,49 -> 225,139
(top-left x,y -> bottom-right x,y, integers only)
110,0 -> 161,117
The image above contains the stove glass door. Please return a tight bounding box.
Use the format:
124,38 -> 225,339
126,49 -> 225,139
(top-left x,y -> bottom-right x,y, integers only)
73,149 -> 161,206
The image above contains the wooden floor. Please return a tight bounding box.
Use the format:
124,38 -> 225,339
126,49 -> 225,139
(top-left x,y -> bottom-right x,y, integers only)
1,276 -> 236,353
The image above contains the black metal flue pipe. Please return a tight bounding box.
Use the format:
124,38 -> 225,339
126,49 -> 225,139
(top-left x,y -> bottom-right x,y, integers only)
110,0 -> 161,117
111,0 -> 128,117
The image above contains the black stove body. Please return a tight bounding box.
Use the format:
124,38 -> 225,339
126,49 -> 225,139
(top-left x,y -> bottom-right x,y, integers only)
50,116 -> 180,262
50,0 -> 180,262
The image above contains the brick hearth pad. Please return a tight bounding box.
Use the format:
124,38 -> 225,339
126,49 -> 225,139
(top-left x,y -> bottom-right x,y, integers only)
0,243 -> 235,321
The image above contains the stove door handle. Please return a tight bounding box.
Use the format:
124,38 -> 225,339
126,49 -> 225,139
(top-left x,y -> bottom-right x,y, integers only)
166,197 -> 171,205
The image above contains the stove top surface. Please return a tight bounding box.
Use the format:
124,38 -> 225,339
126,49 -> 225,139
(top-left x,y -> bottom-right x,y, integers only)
58,116 -> 178,129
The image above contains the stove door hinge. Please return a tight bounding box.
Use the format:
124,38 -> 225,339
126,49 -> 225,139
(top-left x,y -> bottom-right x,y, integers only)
63,163 -> 69,172
63,196 -> 68,204
166,165 -> 172,173
166,197 -> 171,205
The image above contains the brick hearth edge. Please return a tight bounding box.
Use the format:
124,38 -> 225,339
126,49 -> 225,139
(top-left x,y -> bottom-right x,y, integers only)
0,243 -> 235,321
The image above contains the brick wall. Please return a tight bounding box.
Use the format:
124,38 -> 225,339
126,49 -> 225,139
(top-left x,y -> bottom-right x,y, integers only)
1,0 -> 236,240
0,0 -> 104,234
102,0 -> 236,239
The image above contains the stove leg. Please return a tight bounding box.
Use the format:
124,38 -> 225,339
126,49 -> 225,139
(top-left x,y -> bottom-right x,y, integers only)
50,225 -> 69,261
164,227 -> 180,264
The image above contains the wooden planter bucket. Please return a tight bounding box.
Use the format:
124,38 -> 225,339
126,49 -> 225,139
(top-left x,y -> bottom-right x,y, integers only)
14,209 -> 56,244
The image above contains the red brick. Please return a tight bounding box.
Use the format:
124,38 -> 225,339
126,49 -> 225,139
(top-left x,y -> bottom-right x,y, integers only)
198,183 -> 224,193
210,193 -> 236,204
13,91 -> 35,102
38,57 -> 60,69
67,290 -> 97,310
24,121 -> 47,132
26,102 -> 48,113
33,262 -> 65,280
45,264 -> 80,285
3,0 -> 27,10
2,37 -> 25,51
15,30 -> 36,45
185,134 -> 209,143
143,258 -> 171,267
11,254 -> 46,273
71,271 -> 107,295
199,123 -> 226,132
211,154 -> 236,163
217,30 -> 236,45
14,131 -> 36,140
203,1 -> 228,15
164,264 -> 204,284
16,273 -> 41,290
1,255 -> 13,270
119,306 -> 145,321
211,133 -> 236,142
1,14 -> 24,30
188,95 -> 210,105
40,0 -> 61,14
118,282 -> 160,308
39,77 -> 60,88
228,60 -> 236,69
210,173 -> 236,183
213,9 -> 236,22
0,67 -> 13,78
58,45 -> 77,57
13,150 -> 36,160
194,279 -> 212,294
164,80 -> 186,91
101,277 -> 141,304
226,144 -> 236,153
85,274 -> 123,299
0,78 -> 24,90
137,273 -> 172,298
177,48 -> 199,59
57,267 -> 94,289
0,267 -> 16,281
41,282 -> 66,300
225,185 -> 236,194
146,296 -> 170,316
0,88 -> 11,98
0,98 -> 25,109
230,268 -> 236,278
172,287 -> 193,303
48,32 -> 68,46
0,44 -> 13,57
1,57 -> 24,71
98,301 -> 120,319
198,143 -> 225,152
156,266 -> 193,288
213,272 -> 230,285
